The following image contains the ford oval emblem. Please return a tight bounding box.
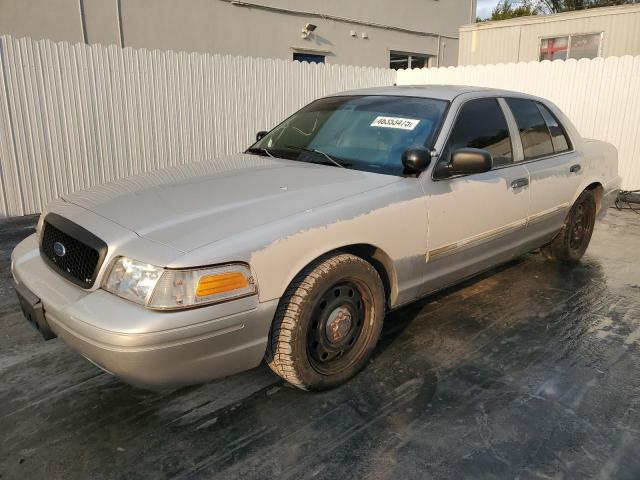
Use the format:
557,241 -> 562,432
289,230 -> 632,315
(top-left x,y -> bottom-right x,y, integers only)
53,241 -> 67,257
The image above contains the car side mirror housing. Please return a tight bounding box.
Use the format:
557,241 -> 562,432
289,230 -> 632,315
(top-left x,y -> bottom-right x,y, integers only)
447,148 -> 493,176
256,130 -> 268,141
401,146 -> 431,175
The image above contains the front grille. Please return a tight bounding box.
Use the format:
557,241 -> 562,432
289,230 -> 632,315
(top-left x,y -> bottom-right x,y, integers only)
40,214 -> 107,288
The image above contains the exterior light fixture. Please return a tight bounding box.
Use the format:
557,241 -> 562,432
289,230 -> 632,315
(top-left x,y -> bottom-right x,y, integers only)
301,23 -> 317,38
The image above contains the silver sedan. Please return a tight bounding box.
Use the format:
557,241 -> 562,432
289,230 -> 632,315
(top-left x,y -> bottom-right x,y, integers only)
12,85 -> 621,391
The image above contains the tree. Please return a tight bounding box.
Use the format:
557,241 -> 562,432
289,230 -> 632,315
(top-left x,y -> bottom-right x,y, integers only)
538,0 -> 634,13
489,0 -> 540,20
477,0 -> 638,20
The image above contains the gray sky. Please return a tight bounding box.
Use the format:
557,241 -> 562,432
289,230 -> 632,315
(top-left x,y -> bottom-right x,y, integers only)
476,0 -> 499,19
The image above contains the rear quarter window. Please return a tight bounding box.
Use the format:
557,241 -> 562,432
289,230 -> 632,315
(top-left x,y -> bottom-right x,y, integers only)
536,103 -> 571,153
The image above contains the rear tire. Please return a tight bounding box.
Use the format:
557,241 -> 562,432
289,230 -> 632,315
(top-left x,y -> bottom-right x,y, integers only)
265,253 -> 385,391
541,189 -> 596,262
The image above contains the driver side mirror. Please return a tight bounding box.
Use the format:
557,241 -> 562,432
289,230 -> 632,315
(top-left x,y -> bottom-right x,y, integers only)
447,148 -> 493,176
401,146 -> 431,175
256,130 -> 268,141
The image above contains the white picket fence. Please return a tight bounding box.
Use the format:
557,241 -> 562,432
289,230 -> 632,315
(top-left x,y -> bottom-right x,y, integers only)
398,56 -> 640,191
0,34 -> 638,217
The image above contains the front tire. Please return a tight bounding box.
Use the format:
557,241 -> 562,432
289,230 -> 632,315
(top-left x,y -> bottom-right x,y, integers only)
541,189 -> 596,262
265,253 -> 385,391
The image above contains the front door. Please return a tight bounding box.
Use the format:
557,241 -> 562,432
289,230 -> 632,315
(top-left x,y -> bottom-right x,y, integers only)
420,97 -> 531,295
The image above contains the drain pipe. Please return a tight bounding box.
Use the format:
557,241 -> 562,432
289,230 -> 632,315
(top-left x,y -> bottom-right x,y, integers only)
117,0 -> 125,47
78,0 -> 88,44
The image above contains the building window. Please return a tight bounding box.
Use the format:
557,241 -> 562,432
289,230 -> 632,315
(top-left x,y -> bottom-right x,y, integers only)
390,51 -> 431,70
293,53 -> 325,64
539,33 -> 601,62
539,36 -> 569,61
569,33 -> 601,60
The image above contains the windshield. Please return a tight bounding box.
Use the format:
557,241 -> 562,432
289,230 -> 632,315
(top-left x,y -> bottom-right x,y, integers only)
249,95 -> 448,176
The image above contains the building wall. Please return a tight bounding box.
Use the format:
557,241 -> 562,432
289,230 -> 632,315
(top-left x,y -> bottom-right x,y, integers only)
459,3 -> 640,65
0,0 -> 84,43
0,0 -> 474,67
82,0 -> 121,46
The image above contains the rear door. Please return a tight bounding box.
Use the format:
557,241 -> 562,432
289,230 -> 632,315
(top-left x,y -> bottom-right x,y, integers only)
504,98 -> 581,244
420,97 -> 530,295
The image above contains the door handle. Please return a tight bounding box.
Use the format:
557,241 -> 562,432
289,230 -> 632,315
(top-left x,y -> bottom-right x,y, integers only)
510,178 -> 529,189
570,164 -> 582,173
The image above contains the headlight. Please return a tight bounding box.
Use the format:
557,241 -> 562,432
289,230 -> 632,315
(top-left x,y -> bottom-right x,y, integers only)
103,257 -> 164,306
103,257 -> 257,310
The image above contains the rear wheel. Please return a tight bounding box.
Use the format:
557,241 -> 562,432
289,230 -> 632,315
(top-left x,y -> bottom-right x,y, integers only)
541,189 -> 596,262
265,253 -> 385,391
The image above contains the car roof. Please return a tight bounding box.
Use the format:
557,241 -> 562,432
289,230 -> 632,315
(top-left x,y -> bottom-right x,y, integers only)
329,85 -> 539,102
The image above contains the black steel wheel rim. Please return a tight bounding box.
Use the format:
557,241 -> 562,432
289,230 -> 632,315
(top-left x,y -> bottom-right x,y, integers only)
307,281 -> 369,375
569,200 -> 592,251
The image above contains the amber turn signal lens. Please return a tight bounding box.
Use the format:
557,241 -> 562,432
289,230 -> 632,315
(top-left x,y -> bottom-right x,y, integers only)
196,272 -> 249,297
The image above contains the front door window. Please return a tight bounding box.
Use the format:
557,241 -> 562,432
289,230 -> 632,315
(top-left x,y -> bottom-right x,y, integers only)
440,98 -> 513,169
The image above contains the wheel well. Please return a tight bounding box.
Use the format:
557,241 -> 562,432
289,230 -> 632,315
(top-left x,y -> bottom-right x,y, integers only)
295,244 -> 397,309
585,182 -> 604,214
340,244 -> 396,307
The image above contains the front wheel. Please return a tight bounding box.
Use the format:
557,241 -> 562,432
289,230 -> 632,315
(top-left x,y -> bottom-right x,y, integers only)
541,189 -> 596,262
265,253 -> 385,391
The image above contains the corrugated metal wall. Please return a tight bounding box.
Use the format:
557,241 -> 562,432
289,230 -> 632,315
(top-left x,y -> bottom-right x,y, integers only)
0,35 -> 395,217
398,56 -> 640,189
459,5 -> 640,66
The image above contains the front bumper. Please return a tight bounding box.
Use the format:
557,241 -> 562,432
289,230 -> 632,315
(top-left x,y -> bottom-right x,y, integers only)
11,234 -> 278,390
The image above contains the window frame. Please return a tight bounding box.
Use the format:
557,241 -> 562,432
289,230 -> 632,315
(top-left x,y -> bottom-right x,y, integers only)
534,101 -> 573,154
505,97 -> 556,161
293,52 -> 326,64
503,97 -> 575,164
389,50 -> 433,70
431,96 -> 577,182
539,36 -> 569,61
539,32 -> 603,62
432,96 -> 518,181
247,94 -> 452,178
568,32 -> 603,60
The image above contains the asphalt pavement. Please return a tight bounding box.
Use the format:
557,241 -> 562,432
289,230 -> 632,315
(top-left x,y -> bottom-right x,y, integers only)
1,209 -> 639,479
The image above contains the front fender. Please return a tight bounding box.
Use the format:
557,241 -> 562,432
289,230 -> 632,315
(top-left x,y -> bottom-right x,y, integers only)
249,193 -> 427,306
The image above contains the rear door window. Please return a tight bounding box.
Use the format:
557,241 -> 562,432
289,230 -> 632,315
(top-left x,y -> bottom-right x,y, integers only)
536,103 -> 571,153
506,98 -> 554,160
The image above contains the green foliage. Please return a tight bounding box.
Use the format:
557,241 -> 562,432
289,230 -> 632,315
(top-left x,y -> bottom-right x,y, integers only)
477,0 -> 636,21
538,0 -> 633,13
490,0 -> 540,20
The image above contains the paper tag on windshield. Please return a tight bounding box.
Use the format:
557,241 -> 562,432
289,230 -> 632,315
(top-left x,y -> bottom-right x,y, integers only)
370,116 -> 420,131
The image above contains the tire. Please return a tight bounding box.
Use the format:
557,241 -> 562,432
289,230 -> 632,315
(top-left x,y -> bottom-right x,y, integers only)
541,189 -> 596,262
265,253 -> 385,391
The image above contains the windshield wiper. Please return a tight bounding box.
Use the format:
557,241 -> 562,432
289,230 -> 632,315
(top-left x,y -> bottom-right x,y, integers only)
283,145 -> 348,169
246,147 -> 275,158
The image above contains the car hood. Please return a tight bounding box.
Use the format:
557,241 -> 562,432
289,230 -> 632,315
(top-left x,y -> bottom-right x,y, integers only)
63,153 -> 400,252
